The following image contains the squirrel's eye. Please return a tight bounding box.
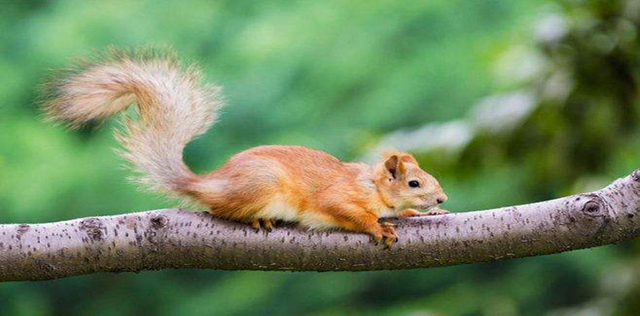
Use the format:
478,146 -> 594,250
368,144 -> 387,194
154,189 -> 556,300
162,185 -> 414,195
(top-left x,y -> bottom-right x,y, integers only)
408,180 -> 420,188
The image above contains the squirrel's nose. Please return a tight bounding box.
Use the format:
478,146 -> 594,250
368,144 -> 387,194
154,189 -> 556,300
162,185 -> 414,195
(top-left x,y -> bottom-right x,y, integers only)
436,194 -> 447,204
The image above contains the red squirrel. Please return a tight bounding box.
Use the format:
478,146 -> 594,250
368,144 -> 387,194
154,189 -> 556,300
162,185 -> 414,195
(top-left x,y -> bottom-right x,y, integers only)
43,49 -> 448,248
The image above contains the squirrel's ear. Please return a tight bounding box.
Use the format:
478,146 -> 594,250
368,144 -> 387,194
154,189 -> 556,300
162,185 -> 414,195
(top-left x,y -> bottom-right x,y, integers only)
400,154 -> 418,165
384,155 -> 399,179
398,159 -> 407,175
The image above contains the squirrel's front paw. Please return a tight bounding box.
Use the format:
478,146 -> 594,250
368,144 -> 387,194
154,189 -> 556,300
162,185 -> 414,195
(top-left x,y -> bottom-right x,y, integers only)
401,208 -> 449,217
424,207 -> 449,216
371,222 -> 398,249
400,208 -> 422,217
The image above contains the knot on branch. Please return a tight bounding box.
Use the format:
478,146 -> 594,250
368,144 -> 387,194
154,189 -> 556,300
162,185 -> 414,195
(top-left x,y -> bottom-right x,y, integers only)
582,200 -> 602,216
579,194 -> 609,219
632,169 -> 640,182
150,215 -> 168,229
79,218 -> 106,242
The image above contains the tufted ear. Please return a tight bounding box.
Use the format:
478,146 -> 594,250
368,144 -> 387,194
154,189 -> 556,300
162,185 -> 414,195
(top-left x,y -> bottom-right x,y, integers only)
384,155 -> 406,179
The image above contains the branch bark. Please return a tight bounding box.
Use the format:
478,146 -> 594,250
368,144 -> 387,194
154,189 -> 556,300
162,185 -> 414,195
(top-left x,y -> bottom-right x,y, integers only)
2,169 -> 640,282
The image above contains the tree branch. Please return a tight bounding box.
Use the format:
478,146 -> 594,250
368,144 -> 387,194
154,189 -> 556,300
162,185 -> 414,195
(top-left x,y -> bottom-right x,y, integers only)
2,169 -> 640,282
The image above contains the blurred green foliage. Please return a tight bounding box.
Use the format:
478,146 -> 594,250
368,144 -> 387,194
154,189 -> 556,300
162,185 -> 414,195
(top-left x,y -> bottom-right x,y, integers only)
2,0 -> 640,315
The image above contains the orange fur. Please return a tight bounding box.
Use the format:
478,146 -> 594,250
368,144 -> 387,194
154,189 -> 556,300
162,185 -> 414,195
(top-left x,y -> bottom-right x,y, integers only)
43,49 -> 448,247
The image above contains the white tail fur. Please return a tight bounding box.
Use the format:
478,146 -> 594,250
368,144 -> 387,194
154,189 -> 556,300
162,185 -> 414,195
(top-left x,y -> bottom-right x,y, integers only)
43,49 -> 224,195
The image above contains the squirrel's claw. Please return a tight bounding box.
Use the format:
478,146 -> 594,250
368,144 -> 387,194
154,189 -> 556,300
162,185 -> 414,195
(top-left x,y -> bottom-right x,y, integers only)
251,219 -> 274,233
251,220 -> 261,232
370,222 -> 398,249
263,219 -> 274,232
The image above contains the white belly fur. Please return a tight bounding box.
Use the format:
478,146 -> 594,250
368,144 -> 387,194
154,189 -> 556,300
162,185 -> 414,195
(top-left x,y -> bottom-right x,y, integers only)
254,196 -> 300,222
254,196 -> 338,230
300,212 -> 337,230
378,207 -> 398,218
254,195 -> 396,229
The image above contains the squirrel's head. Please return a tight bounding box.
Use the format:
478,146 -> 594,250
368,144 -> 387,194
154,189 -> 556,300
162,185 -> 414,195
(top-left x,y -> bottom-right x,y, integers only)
373,152 -> 447,211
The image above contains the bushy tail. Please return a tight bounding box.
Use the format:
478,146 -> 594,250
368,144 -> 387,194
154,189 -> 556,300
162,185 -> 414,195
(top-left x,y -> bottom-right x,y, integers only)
43,48 -> 223,196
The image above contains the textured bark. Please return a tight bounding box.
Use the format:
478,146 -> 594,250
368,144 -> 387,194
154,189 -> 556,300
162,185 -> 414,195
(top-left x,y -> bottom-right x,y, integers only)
2,169 -> 640,282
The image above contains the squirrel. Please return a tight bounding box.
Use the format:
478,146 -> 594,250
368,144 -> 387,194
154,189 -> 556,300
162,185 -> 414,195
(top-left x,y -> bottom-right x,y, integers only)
43,48 -> 448,248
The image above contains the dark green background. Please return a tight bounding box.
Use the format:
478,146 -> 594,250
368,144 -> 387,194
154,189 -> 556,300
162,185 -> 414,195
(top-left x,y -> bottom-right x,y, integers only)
2,0 -> 640,315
